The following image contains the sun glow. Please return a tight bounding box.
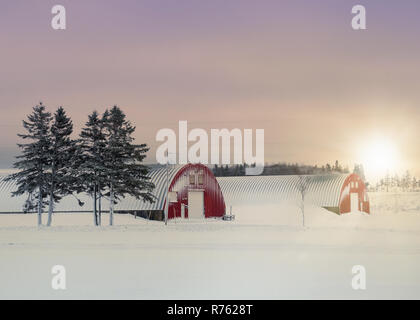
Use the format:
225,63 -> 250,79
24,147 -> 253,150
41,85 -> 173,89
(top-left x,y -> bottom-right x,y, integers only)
360,138 -> 400,182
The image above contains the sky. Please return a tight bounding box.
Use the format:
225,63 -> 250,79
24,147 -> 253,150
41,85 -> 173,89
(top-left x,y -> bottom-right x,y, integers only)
0,0 -> 419,182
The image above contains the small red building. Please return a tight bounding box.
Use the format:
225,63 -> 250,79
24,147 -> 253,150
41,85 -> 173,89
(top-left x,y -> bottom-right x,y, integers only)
339,173 -> 370,214
144,163 -> 226,220
166,163 -> 226,219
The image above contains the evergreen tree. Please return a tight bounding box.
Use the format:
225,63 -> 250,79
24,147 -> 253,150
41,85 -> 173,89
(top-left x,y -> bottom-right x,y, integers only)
213,164 -> 219,176
353,164 -> 366,182
223,165 -> 229,176
6,103 -> 52,226
403,171 -> 411,192
102,106 -> 155,225
76,111 -> 108,226
385,172 -> 391,192
334,160 -> 339,172
46,107 -> 76,226
393,174 -> 400,189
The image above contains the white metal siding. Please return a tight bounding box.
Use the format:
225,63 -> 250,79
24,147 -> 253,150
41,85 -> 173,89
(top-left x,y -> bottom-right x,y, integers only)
216,174 -> 348,208
0,165 -> 185,213
0,171 -> 349,213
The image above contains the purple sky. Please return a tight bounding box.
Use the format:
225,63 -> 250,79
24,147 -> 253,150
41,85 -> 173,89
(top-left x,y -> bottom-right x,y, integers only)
1,0 -> 420,181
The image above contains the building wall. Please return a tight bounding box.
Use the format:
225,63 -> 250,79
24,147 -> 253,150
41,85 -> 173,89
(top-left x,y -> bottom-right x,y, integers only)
0,164 -> 226,218
167,164 -> 226,219
217,174 -> 347,210
339,173 -> 370,214
1,170 -> 369,216
217,173 -> 370,215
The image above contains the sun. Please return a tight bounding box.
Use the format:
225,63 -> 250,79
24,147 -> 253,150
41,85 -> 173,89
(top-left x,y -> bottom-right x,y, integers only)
360,138 -> 399,181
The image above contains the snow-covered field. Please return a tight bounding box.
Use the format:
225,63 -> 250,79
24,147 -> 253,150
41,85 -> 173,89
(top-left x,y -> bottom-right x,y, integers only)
1,192 -> 420,299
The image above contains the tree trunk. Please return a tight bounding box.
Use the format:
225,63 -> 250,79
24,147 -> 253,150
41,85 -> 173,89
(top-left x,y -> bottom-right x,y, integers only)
302,195 -> 305,227
109,183 -> 114,226
302,204 -> 305,227
98,194 -> 102,226
47,189 -> 54,227
37,185 -> 42,226
93,185 -> 98,226
47,164 -> 55,227
98,183 -> 102,226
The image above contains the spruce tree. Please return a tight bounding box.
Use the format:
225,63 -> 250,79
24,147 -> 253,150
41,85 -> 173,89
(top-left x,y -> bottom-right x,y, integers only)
77,111 -> 108,226
46,107 -> 76,226
103,106 -> 155,226
6,103 -> 52,226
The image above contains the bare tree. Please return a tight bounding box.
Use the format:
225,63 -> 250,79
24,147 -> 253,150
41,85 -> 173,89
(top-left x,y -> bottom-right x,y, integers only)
297,176 -> 310,227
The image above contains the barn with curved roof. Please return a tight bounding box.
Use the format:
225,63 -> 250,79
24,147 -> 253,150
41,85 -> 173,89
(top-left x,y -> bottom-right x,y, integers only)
0,163 -> 227,220
0,168 -> 368,218
216,173 -> 370,214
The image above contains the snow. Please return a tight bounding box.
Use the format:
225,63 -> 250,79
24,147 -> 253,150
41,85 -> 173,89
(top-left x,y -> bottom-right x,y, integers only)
1,192 -> 420,299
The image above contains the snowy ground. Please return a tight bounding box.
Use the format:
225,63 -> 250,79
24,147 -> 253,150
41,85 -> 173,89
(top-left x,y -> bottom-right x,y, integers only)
1,192 -> 420,299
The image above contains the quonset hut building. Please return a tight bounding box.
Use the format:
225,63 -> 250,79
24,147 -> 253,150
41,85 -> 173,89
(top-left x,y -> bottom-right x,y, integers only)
147,163 -> 226,219
0,165 -> 369,218
0,164 -> 227,220
217,173 -> 370,215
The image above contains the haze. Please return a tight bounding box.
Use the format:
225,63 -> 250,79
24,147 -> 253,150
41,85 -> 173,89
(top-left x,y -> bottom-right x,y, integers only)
1,0 -> 419,183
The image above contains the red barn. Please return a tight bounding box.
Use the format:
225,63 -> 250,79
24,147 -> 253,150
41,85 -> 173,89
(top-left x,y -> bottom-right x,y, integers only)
217,173 -> 370,215
144,163 -> 226,220
0,164 -> 226,220
1,168 -> 368,217
339,173 -> 370,214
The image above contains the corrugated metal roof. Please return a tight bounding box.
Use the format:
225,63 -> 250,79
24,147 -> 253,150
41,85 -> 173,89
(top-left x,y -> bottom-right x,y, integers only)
1,170 -> 349,213
216,174 -> 348,208
0,165 -> 184,213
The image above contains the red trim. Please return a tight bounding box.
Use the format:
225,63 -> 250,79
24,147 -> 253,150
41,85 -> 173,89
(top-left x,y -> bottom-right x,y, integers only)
163,164 -> 226,219
339,173 -> 370,214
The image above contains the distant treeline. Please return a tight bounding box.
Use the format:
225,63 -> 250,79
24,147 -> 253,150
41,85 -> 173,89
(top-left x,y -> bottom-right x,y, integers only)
371,171 -> 420,192
213,160 -> 351,177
